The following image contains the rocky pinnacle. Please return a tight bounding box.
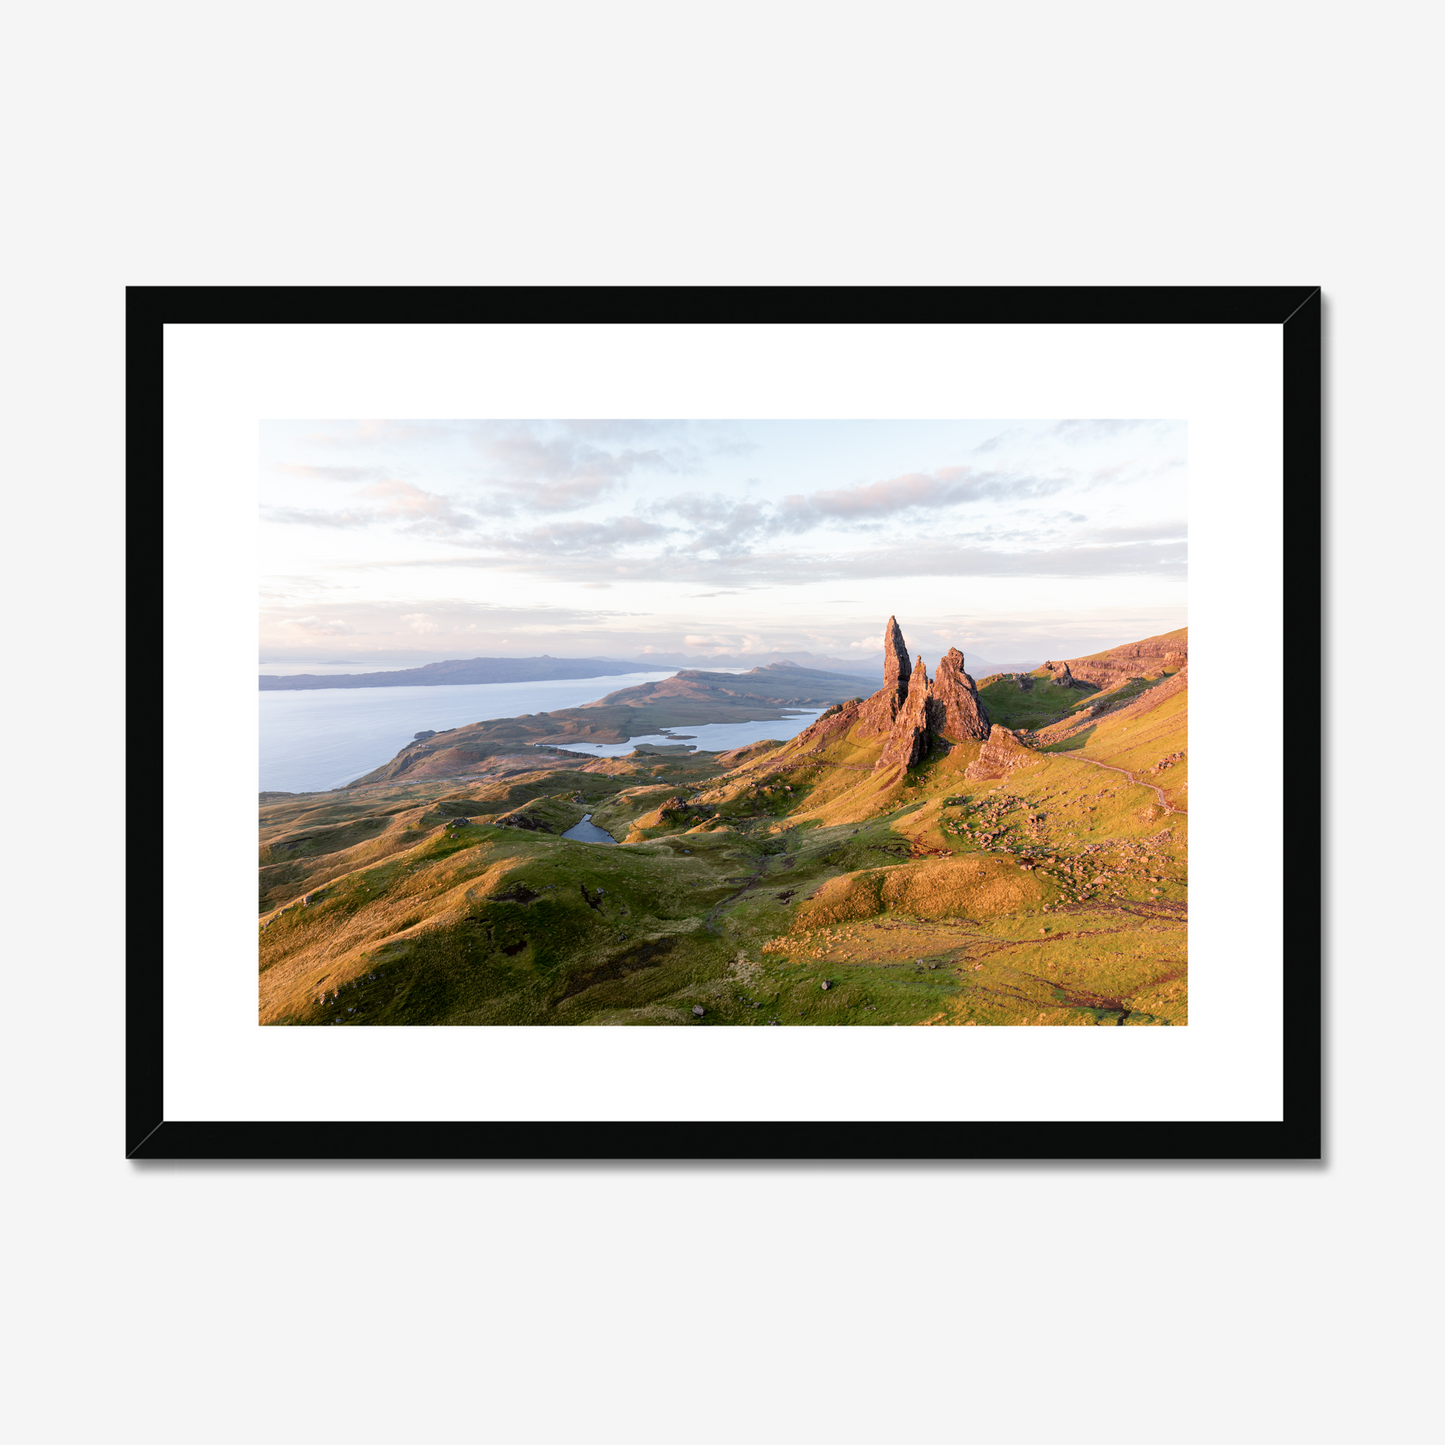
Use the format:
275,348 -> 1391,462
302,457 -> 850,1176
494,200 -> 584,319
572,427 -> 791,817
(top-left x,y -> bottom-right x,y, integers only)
874,655 -> 933,776
881,616 -> 911,703
857,614 -> 914,738
930,646 -> 991,742
847,619 -> 999,777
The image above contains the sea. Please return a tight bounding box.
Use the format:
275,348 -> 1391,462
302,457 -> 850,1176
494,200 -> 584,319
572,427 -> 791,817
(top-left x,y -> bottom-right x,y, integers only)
259,670 -> 826,794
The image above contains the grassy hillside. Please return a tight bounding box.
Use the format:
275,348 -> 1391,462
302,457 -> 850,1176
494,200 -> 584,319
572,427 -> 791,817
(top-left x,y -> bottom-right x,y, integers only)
260,638 -> 1187,1028
976,673 -> 1096,733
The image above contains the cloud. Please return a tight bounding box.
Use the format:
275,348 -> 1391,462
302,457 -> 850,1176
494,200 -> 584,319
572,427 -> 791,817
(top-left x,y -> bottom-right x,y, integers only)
1048,419 -> 1173,442
259,596 -> 670,663
364,480 -> 475,534
645,467 -> 1079,553
1082,521 -> 1187,543
262,481 -> 479,535
393,536 -> 1185,588
477,515 -> 672,555
280,616 -> 354,636
776,466 -> 1073,530
282,421 -> 691,513
285,421 -> 752,514
262,421 -> 1187,608
262,506 -> 376,529
271,463 -> 389,482
476,429 -> 677,511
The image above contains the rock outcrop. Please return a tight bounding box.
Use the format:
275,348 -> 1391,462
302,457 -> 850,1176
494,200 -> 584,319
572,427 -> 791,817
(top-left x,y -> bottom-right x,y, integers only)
791,698 -> 863,751
843,621 -> 1001,779
874,656 -> 933,777
964,725 -> 1034,780
930,647 -> 991,742
1053,628 -> 1188,688
1044,661 -> 1079,688
1034,664 -> 1188,749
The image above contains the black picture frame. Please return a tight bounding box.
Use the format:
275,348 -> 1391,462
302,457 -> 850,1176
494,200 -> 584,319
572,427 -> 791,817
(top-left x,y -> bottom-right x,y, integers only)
128,285 -> 1321,1161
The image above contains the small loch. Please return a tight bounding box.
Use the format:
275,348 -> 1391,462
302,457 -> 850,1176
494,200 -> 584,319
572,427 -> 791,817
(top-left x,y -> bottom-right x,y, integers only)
562,814 -> 619,845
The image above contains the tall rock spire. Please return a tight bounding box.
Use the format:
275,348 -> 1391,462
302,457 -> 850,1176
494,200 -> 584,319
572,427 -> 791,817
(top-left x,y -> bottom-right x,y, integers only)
856,615 -> 914,738
930,647 -> 990,742
851,618 -> 1017,782
881,615 -> 911,704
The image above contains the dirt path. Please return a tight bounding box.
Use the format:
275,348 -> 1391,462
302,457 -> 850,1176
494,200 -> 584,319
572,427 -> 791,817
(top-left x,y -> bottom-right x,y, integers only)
1062,753 -> 1187,815
702,860 -> 775,934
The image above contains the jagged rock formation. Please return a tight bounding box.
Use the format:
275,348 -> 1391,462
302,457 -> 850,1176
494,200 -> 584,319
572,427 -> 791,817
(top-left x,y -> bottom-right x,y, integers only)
791,698 -> 864,751
855,616 -> 913,738
784,618 -> 1005,780
1035,665 -> 1188,749
930,647 -> 991,742
874,656 -> 933,777
1044,661 -> 1080,688
846,622 -> 996,780
1054,628 -> 1188,689
964,725 -> 1033,780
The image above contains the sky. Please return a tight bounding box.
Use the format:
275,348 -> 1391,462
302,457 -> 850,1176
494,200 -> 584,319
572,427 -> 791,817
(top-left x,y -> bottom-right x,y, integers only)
259,419 -> 1186,670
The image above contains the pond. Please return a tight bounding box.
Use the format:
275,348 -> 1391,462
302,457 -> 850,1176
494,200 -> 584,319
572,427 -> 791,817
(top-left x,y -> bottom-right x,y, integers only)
561,814 -> 619,845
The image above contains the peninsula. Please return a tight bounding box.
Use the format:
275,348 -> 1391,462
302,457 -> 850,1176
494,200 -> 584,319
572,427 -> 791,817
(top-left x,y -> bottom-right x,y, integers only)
342,662 -> 873,785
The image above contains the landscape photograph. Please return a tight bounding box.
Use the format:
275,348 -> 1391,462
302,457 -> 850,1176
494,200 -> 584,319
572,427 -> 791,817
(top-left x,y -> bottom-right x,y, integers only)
258,419 -> 1187,1027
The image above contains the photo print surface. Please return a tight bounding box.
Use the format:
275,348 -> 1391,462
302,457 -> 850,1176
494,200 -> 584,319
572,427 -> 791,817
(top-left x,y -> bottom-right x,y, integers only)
258,418 -> 1187,1028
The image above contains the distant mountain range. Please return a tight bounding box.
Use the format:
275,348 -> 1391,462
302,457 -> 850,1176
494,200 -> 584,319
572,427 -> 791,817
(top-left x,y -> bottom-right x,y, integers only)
259,649 -> 1041,691
623,649 -> 1041,676
259,656 -> 659,691
620,649 -> 883,675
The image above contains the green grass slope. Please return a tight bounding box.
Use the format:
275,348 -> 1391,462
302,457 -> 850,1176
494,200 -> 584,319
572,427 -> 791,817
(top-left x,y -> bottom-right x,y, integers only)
261,640 -> 1188,1027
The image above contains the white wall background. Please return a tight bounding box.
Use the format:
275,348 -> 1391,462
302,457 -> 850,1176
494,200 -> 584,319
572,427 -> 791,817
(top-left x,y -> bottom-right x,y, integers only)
4,3 -> 1436,1443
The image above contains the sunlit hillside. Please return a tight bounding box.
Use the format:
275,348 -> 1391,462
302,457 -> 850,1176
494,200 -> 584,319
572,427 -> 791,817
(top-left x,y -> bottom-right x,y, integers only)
259,625 -> 1187,1027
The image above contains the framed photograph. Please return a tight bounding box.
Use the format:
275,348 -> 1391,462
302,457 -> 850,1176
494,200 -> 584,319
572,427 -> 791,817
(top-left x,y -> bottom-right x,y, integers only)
129,286 -> 1320,1159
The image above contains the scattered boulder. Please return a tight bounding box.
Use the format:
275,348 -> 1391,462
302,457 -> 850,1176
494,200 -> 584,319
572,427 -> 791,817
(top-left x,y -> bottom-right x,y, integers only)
496,811 -> 546,831
491,883 -> 541,905
692,1005 -> 705,1017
